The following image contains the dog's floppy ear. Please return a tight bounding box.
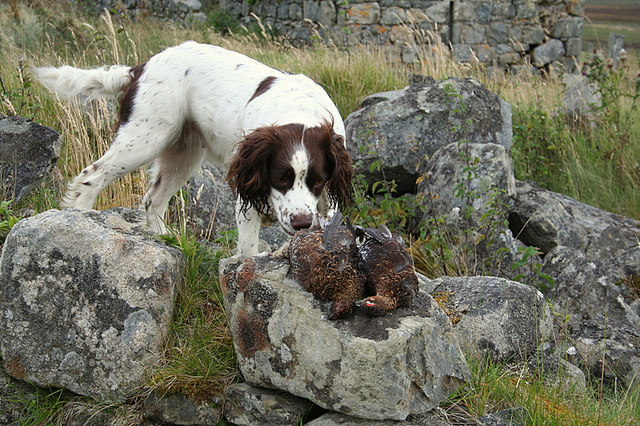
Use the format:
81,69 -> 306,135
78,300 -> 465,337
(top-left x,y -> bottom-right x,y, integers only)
226,127 -> 279,216
325,130 -> 354,210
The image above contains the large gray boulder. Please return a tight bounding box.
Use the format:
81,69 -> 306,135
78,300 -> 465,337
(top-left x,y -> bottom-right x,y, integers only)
417,142 -> 515,220
345,77 -> 512,194
0,208 -> 185,403
219,255 -> 470,421
543,246 -> 640,328
567,317 -> 640,387
509,180 -> 640,257
511,180 -> 640,385
423,276 -> 552,361
0,115 -> 60,202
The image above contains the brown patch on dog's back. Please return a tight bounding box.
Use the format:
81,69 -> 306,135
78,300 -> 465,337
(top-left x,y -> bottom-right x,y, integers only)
115,62 -> 147,131
247,76 -> 277,104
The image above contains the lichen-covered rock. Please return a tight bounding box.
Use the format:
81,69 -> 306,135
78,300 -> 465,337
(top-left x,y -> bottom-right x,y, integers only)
510,180 -> 640,256
424,276 -> 552,361
345,77 -> 512,194
511,182 -> 640,313
306,410 -> 453,426
0,208 -> 185,403
543,246 -> 640,328
568,317 -> 640,387
223,382 -> 312,426
417,142 -> 515,221
0,115 -> 60,202
219,256 -> 469,421
143,391 -> 221,425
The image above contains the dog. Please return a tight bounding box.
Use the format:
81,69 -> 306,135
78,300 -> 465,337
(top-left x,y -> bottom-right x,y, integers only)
36,41 -> 353,255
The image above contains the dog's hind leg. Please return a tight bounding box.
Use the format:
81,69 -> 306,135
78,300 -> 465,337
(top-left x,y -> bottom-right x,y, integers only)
142,121 -> 206,234
62,116 -> 182,212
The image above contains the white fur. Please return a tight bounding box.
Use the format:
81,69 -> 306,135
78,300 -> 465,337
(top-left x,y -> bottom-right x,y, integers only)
36,41 -> 345,256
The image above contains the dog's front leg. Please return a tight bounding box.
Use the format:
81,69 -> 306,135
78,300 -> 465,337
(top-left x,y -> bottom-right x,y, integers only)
235,198 -> 262,257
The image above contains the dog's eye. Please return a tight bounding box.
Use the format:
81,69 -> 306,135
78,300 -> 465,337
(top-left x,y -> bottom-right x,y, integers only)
311,179 -> 326,195
275,171 -> 294,189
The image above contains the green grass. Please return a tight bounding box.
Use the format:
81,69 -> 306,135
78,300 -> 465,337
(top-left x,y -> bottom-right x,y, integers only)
582,20 -> 640,50
1,1 -> 640,424
149,225 -> 238,399
444,355 -> 640,425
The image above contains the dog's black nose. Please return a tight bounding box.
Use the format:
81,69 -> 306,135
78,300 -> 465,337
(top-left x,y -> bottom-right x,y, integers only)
291,214 -> 313,230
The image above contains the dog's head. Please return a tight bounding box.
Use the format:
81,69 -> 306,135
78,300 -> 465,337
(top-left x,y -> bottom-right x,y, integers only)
227,120 -> 353,235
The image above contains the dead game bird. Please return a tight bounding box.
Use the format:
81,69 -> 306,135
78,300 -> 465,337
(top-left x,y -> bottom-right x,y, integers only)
289,212 -> 365,319
355,224 -> 419,316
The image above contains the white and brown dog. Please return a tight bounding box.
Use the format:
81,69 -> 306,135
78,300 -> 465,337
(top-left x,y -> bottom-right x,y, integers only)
36,41 -> 353,255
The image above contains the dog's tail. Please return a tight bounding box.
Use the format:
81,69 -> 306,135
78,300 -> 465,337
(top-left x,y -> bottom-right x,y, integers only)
34,65 -> 133,100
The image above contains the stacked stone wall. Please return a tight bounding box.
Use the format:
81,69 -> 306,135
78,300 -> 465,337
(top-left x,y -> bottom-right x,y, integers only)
81,0 -> 585,72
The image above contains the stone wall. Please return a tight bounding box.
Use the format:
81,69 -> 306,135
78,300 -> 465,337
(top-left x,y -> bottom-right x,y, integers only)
81,0 -> 585,71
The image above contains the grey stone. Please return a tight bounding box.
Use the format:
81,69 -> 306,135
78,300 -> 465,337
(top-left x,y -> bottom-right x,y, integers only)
424,2 -> 449,24
0,208 -> 185,403
381,6 -> 407,25
182,161 -> 236,240
516,1 -> 538,19
346,3 -> 380,25
499,52 -> 521,64
487,22 -> 509,44
476,2 -> 493,24
608,33 -> 626,69
562,73 -> 601,123
277,1 -> 290,19
223,382 -> 311,426
345,78 -> 512,194
569,318 -> 640,386
543,246 -> 640,329
174,0 -> 201,12
427,276 -> 553,361
493,2 -> 516,18
509,180 -> 640,256
289,3 -> 303,21
219,255 -> 470,421
528,353 -> 587,393
522,25 -> 545,46
462,26 -> 484,44
0,115 -> 61,202
303,0 -> 336,26
568,1 -> 585,17
551,17 -> 583,39
477,408 -> 526,426
532,39 -> 566,67
453,1 -> 474,21
452,44 -> 472,62
143,391 -> 221,425
417,142 -> 516,221
307,409 -> 453,425
564,37 -> 582,57
360,88 -> 406,108
475,45 -> 497,63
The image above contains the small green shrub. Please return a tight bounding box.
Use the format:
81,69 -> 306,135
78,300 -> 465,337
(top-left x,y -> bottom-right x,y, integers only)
0,200 -> 22,244
207,7 -> 241,35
